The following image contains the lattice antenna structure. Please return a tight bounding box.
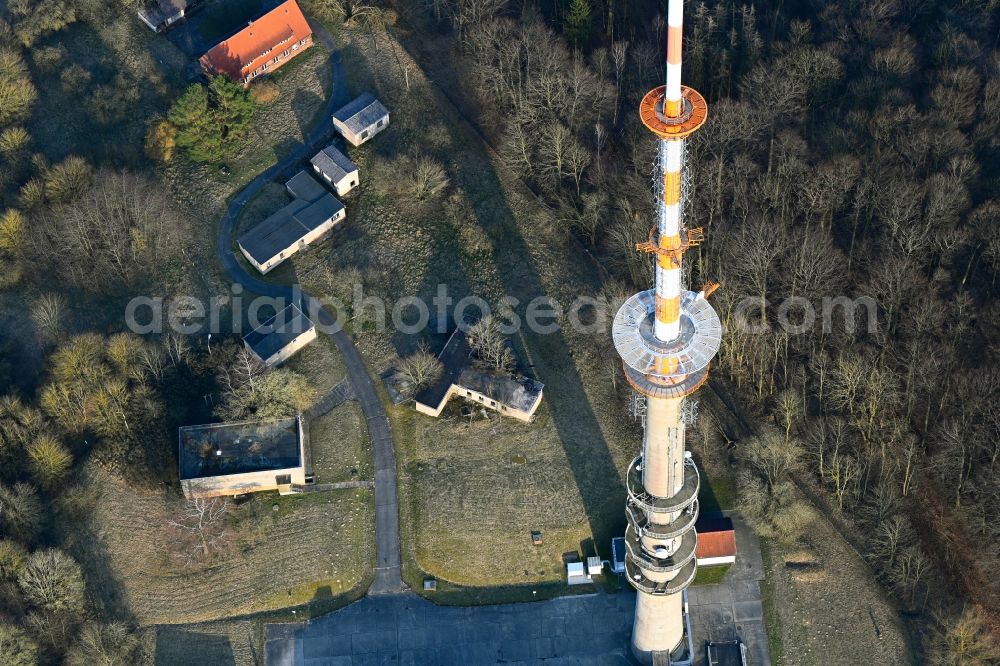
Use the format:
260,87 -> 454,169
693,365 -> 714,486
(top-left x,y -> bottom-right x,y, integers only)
609,0 -> 722,662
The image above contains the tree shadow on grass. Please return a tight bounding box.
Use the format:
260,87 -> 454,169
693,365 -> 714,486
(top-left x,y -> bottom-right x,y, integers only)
155,627 -> 237,666
368,35 -> 628,556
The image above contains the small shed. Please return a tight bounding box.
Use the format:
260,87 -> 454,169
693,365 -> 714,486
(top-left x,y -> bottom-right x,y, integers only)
586,556 -> 603,577
695,515 -> 738,566
238,193 -> 345,274
310,144 -> 360,196
332,93 -> 389,146
243,303 -> 317,367
285,170 -> 327,202
566,561 -> 587,585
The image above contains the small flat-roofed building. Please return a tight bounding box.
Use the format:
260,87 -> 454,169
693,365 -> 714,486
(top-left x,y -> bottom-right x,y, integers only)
285,170 -> 327,202
695,515 -> 738,566
238,193 -> 345,273
332,93 -> 389,146
137,0 -> 192,31
199,0 -> 312,86
413,329 -> 544,422
611,537 -> 626,574
310,144 -> 360,196
706,640 -> 748,666
243,303 -> 316,367
179,416 -> 306,498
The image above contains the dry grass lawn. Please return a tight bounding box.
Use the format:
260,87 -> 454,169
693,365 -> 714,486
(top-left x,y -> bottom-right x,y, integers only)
763,509 -> 910,665
72,467 -> 374,625
310,400 -> 371,483
278,26 -> 643,592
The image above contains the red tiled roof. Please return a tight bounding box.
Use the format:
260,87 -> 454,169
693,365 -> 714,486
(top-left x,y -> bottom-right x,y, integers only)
696,529 -> 737,559
200,0 -> 311,80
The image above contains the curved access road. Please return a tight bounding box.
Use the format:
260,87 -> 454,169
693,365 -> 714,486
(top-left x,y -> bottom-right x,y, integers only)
216,31 -> 404,595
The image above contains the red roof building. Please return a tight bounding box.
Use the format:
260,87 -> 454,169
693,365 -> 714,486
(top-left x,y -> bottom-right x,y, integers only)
199,0 -> 313,86
696,516 -> 738,566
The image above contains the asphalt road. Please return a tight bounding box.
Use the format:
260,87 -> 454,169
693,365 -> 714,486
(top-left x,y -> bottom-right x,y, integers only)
216,25 -> 403,594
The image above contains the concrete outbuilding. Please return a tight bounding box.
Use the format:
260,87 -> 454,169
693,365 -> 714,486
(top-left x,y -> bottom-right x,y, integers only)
238,193 -> 345,274
178,416 -> 306,498
332,93 -> 389,146
243,303 -> 316,367
310,143 -> 360,196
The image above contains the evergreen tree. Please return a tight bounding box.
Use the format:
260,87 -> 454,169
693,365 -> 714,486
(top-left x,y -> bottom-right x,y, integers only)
564,0 -> 593,48
168,76 -> 255,163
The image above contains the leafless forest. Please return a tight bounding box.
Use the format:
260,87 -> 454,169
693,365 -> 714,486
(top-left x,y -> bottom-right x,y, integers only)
399,0 -> 1000,660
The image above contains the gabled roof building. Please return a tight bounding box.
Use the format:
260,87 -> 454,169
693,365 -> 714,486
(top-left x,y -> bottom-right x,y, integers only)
332,93 -> 389,146
237,193 -> 345,274
199,0 -> 313,86
243,303 -> 317,367
310,143 -> 359,196
137,0 -> 195,32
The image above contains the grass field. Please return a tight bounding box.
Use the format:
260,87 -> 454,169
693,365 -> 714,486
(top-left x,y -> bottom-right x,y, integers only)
309,400 -> 371,483
264,26 -> 648,595
69,467 -> 374,625
692,564 -> 732,586
760,504 -> 911,665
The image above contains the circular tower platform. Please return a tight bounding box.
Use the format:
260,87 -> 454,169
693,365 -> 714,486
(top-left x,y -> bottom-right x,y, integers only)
612,289 -> 722,381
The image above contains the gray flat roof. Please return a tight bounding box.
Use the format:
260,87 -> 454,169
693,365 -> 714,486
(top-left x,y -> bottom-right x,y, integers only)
238,194 -> 344,264
333,93 -> 389,135
178,417 -> 301,480
243,303 -> 314,362
311,144 -> 358,183
286,170 -> 326,202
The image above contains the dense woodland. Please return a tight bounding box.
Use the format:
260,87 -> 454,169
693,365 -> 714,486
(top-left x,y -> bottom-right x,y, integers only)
400,0 -> 1000,661
1,0 -> 999,662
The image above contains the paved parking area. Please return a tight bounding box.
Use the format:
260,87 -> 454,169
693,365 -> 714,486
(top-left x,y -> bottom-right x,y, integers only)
265,518 -> 771,665
265,593 -> 635,665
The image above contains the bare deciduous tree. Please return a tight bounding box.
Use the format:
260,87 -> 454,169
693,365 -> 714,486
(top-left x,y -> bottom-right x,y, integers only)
167,498 -> 232,568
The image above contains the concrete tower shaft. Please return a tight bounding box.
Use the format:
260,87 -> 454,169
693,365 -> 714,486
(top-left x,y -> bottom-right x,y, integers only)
610,0 -> 721,663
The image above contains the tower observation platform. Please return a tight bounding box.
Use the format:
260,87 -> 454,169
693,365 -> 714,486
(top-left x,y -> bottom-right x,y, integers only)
609,0 -> 722,663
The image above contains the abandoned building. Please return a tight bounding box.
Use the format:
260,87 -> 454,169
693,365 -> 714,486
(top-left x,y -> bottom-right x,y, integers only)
238,188 -> 345,274
243,303 -> 316,367
310,143 -> 360,197
413,329 -> 544,423
178,416 -> 307,498
137,0 -> 195,31
199,0 -> 312,85
332,93 -> 390,146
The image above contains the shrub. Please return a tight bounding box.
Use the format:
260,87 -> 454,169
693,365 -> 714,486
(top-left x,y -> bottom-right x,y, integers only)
0,482 -> 44,543
0,624 -> 39,666
0,47 -> 37,127
0,209 -> 24,254
144,120 -> 176,162
27,435 -> 73,488
66,622 -> 145,666
250,80 -> 280,105
0,126 -> 29,156
59,63 -> 90,93
16,549 -> 86,615
0,539 -> 27,580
